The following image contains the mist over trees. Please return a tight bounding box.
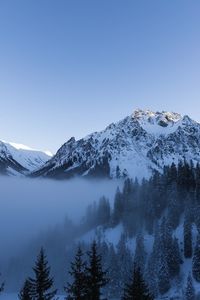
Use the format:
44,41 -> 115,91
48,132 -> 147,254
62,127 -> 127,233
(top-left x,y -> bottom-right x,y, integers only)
2,160 -> 200,298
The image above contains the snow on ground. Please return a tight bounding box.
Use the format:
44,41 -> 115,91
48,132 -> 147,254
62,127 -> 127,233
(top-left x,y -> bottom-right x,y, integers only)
80,221 -> 200,299
80,223 -> 154,253
157,223 -> 200,299
80,224 -> 124,246
4,222 -> 199,300
2,215 -> 200,300
4,141 -> 52,171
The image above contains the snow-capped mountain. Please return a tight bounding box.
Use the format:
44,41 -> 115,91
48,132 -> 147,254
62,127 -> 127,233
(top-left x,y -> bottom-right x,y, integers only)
33,109 -> 200,180
0,140 -> 52,176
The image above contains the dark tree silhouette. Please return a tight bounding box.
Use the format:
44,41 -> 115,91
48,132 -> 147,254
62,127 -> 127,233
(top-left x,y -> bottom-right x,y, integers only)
65,246 -> 88,300
184,211 -> 193,258
29,248 -> 57,300
86,241 -> 109,300
18,279 -> 32,300
122,266 -> 154,300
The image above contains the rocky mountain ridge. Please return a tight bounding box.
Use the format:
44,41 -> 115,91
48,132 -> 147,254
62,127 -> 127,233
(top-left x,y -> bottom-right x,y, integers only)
32,109 -> 200,180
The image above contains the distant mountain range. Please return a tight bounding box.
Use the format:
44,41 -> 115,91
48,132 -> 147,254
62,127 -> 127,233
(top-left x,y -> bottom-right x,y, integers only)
0,141 -> 51,176
2,109 -> 200,179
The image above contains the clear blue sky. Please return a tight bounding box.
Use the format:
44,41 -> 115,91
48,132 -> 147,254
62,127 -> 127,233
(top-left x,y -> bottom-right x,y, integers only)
0,0 -> 200,152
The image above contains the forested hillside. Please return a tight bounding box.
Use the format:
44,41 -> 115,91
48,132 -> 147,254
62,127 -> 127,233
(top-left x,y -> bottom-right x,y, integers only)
2,160 -> 200,299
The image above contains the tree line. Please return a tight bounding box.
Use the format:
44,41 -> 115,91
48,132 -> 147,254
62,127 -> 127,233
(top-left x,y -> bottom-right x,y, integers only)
1,241 -> 153,300
80,161 -> 200,298
84,161 -> 200,236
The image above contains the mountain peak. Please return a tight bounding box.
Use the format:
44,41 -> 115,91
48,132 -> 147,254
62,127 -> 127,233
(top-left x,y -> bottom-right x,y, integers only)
131,109 -> 183,136
132,109 -> 182,124
30,109 -> 200,180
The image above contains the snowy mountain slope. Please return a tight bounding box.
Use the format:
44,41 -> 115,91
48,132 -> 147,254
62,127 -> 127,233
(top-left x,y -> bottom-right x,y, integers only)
79,223 -> 197,300
33,109 -> 200,179
0,140 -> 52,175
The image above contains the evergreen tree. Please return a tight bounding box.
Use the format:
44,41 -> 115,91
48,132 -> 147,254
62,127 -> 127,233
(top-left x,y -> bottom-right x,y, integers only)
194,205 -> 200,233
145,224 -> 160,297
117,234 -> 133,291
159,217 -> 181,278
29,248 -> 57,300
86,241 -> 109,300
85,202 -> 98,229
123,178 -> 133,199
195,163 -> 200,204
122,266 -> 153,300
170,237 -> 182,277
167,183 -> 181,229
145,253 -> 158,298
134,232 -> 147,273
185,273 -> 195,300
97,197 -> 111,226
116,165 -> 121,178
157,249 -> 170,295
192,234 -> 200,282
112,187 -> 124,225
97,240 -> 109,265
141,180 -> 155,235
165,235 -> 182,279
19,279 -> 32,300
184,211 -> 193,258
65,246 -> 87,300
106,244 -> 120,298
122,179 -> 140,236
168,162 -> 178,183
151,171 -> 166,218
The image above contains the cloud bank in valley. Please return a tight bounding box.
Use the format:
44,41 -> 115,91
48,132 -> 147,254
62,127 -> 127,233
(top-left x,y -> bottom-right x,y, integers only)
0,176 -> 119,258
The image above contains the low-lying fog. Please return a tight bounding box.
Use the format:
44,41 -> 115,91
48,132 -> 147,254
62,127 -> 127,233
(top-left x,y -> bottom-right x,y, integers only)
0,176 -> 119,259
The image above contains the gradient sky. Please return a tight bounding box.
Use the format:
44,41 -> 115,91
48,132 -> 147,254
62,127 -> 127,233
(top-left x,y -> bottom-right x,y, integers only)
0,0 -> 200,152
